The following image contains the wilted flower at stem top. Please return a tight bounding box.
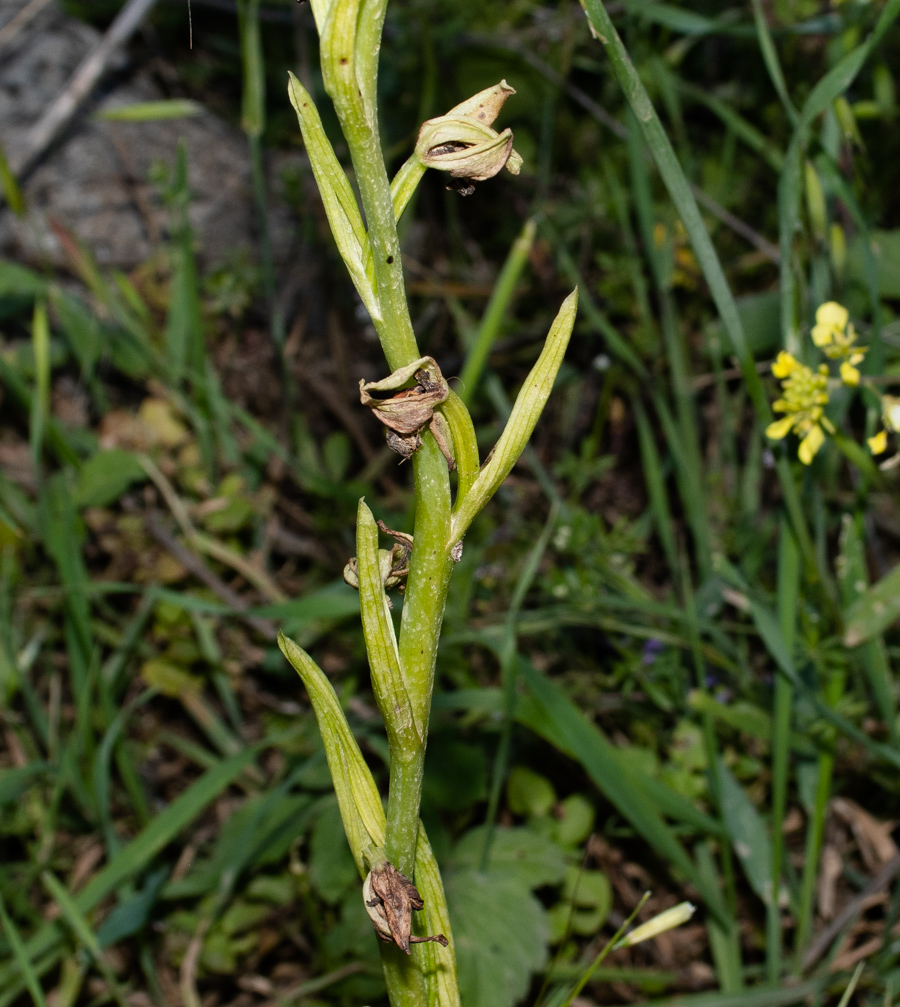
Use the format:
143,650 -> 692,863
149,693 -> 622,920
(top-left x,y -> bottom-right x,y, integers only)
810,300 -> 867,386
415,81 -> 523,195
766,351 -> 834,465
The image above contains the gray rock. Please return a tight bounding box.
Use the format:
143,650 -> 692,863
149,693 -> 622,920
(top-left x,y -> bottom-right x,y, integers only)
0,0 -> 296,270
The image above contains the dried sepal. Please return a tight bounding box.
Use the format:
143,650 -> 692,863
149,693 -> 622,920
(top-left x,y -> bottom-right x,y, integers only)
415,81 -> 523,194
360,357 -> 455,469
363,862 -> 449,954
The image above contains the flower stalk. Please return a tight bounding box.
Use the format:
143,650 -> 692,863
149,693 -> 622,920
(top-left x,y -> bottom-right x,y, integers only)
280,2 -> 577,1002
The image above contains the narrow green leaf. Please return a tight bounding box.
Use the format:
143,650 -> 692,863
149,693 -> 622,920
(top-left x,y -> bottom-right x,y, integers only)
844,561 -> 900,647
459,218 -> 536,405
0,893 -> 47,1007
518,660 -> 730,926
450,290 -> 577,544
41,873 -> 129,1007
286,73 -> 379,321
96,100 -> 203,121
356,499 -> 422,749
278,632 -> 385,871
0,139 -> 25,216
718,761 -> 772,905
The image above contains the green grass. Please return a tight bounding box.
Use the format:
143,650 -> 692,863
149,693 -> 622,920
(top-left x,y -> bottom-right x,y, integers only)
1,0 -> 900,1004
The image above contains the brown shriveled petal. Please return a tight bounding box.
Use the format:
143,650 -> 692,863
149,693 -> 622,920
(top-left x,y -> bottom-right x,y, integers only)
363,863 -> 448,954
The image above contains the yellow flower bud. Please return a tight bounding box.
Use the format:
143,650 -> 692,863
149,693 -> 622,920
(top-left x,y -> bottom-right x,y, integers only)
772,351 -> 799,378
868,430 -> 889,455
840,360 -> 861,386
798,424 -> 825,465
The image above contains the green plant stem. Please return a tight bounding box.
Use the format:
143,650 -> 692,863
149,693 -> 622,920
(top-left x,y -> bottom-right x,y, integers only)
387,437 -> 453,879
768,520 -> 799,983
322,19 -> 418,370
794,669 -> 844,960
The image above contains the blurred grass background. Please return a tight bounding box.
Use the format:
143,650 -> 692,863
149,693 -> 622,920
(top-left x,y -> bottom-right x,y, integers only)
2,0 -> 900,1005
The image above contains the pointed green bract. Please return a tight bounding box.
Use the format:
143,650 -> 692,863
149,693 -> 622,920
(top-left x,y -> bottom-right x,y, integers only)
450,290 -> 578,545
356,500 -> 423,748
286,74 -> 379,321
278,632 -> 385,872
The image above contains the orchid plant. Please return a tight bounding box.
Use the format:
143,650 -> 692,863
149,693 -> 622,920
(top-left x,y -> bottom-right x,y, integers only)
274,0 -> 577,1002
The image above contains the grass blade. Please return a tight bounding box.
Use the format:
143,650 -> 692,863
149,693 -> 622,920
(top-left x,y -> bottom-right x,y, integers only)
0,893 -> 47,1007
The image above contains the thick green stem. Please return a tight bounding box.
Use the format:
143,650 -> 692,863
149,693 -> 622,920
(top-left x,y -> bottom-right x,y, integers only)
320,0 -> 417,370
387,436 -> 453,878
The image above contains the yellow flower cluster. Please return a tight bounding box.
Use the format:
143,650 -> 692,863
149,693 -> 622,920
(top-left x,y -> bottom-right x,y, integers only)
810,301 -> 867,386
766,351 -> 834,464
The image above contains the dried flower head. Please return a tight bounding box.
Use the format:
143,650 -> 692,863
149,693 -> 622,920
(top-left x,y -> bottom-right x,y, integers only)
360,356 -> 455,469
415,81 -> 523,195
363,862 -> 449,954
766,351 -> 834,464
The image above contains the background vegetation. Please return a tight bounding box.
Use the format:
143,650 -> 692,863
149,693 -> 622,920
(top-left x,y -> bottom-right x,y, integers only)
2,0 -> 900,1005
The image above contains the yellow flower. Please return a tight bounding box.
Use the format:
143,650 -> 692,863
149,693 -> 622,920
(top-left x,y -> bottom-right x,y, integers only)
772,350 -> 800,379
868,430 -> 889,455
809,300 -> 867,384
811,301 -> 848,347
766,354 -> 833,464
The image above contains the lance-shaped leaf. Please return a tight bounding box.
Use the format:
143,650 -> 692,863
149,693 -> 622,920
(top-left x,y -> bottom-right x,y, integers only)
414,826 -> 461,1007
278,632 -> 385,873
450,290 -> 578,546
356,499 -> 424,751
286,73 -> 380,321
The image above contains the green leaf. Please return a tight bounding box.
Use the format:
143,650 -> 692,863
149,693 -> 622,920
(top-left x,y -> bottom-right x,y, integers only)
450,290 -> 578,544
506,766 -> 557,818
0,763 -> 50,804
278,632 -> 385,872
308,796 -> 359,903
286,73 -> 379,322
450,826 -> 566,888
0,261 -> 45,300
445,867 -> 548,1007
517,659 -> 730,925
718,761 -> 773,906
73,450 -> 147,508
95,868 -> 167,948
0,893 -> 47,1007
96,100 -> 204,121
844,561 -> 900,647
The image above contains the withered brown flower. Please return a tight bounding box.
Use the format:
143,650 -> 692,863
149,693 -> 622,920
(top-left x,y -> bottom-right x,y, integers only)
360,356 -> 455,469
363,861 -> 449,954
